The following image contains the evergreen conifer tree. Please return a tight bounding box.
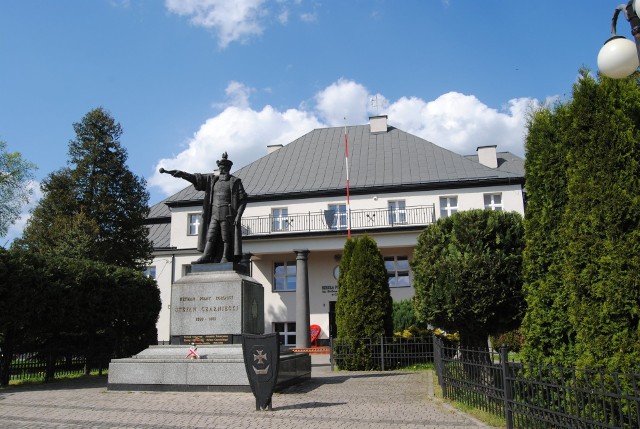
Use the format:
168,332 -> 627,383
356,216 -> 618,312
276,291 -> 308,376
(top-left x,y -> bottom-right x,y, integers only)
520,105 -> 575,366
335,237 -> 355,338
521,70 -> 640,370
335,235 -> 393,370
18,108 -> 152,269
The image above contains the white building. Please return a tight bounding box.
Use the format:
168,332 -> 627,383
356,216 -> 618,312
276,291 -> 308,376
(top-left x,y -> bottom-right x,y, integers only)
146,116 -> 525,346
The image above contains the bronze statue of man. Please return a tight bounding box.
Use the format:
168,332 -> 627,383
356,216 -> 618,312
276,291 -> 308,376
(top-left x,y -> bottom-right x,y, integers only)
160,152 -> 247,264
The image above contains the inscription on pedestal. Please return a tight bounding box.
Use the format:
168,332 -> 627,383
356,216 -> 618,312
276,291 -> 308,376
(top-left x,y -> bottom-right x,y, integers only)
180,334 -> 231,345
170,269 -> 264,340
172,283 -> 242,335
174,293 -> 240,325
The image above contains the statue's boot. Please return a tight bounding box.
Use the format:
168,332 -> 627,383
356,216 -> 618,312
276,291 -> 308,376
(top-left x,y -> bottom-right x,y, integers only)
193,242 -> 215,264
220,243 -> 231,263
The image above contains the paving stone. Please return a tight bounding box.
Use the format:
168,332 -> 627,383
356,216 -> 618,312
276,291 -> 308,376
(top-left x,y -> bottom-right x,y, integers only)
0,357 -> 491,428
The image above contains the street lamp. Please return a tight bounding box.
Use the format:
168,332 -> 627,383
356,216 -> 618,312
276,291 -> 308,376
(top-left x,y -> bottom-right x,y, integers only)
598,1 -> 640,78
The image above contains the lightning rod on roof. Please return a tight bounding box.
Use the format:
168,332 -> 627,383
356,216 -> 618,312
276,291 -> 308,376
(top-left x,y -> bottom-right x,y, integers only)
371,95 -> 380,115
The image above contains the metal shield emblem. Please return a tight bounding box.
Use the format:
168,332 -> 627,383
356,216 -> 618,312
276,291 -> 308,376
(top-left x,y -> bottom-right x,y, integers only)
242,333 -> 280,410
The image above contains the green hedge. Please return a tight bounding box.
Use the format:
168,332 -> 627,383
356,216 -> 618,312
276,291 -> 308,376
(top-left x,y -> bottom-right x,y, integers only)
521,70 -> 640,371
0,248 -> 161,385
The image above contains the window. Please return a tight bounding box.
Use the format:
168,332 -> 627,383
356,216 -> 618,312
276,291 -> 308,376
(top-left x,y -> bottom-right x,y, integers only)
440,196 -> 458,218
484,193 -> 503,211
188,214 -> 202,236
328,203 -> 347,229
182,264 -> 192,277
272,208 -> 289,231
274,261 -> 296,291
385,256 -> 411,287
143,266 -> 156,279
388,200 -> 406,225
274,322 -> 296,346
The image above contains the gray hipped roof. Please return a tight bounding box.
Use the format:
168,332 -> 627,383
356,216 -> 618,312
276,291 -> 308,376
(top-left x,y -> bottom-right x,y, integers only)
147,222 -> 170,248
148,123 -> 524,219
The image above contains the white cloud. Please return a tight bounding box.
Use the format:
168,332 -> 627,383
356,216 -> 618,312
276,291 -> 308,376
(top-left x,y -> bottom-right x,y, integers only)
300,12 -> 317,22
166,0 -> 320,47
2,181 -> 41,247
314,79 -> 371,126
388,92 -> 537,157
150,78 -> 540,197
148,105 -> 323,196
165,0 -> 267,48
277,9 -> 289,24
223,81 -> 254,109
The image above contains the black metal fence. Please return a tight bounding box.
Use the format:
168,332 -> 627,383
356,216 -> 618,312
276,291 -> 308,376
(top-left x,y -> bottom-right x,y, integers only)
1,344 -> 111,384
433,337 -> 640,429
330,336 -> 434,371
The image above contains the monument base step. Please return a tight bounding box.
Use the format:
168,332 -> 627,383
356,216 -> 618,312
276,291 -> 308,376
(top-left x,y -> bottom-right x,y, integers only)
107,344 -> 310,392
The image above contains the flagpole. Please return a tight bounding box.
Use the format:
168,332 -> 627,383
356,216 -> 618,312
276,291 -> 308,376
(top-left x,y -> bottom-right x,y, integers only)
344,119 -> 352,239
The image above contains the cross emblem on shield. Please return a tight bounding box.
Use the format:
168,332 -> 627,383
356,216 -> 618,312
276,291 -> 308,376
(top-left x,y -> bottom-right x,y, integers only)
252,349 -> 270,375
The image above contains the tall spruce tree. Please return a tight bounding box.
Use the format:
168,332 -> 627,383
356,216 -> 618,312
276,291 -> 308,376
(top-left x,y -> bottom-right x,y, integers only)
521,70 -> 640,371
18,108 -> 152,269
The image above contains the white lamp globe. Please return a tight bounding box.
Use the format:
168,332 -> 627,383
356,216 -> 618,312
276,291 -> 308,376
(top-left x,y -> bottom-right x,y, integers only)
598,36 -> 640,79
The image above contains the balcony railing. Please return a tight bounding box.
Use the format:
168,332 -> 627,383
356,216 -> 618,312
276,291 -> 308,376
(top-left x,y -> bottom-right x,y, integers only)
241,205 -> 436,237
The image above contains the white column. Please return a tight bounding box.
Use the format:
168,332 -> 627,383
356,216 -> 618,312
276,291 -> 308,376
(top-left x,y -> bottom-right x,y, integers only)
294,249 -> 310,348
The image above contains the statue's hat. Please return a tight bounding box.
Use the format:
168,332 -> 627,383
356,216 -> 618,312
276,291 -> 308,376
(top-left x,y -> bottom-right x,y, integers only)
217,152 -> 233,169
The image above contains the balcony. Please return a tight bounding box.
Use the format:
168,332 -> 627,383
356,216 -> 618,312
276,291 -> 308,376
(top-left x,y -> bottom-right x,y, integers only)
241,205 -> 436,237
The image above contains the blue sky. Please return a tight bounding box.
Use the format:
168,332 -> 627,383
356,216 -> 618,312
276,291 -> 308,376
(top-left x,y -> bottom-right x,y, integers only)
0,1 -> 623,244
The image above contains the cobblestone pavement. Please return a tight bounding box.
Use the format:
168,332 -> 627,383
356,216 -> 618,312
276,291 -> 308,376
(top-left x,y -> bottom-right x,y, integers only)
0,358 -> 491,428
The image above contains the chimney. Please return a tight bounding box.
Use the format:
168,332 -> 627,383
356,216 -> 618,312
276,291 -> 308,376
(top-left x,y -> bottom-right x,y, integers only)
267,144 -> 283,155
370,115 -> 388,134
476,145 -> 498,169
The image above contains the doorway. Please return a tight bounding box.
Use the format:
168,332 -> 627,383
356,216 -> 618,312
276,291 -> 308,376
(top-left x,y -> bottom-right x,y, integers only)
329,301 -> 337,339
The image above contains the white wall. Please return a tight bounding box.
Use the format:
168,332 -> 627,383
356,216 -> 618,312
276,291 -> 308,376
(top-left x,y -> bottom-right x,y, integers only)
152,182 -> 525,343
170,206 -> 201,250
242,184 -> 524,218
254,247 -> 415,342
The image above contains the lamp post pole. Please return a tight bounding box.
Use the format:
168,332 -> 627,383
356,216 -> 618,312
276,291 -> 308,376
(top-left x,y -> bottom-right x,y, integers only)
598,1 -> 640,78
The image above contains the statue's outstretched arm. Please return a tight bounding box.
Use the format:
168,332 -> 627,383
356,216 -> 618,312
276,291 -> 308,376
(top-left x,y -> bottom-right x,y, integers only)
159,167 -> 196,184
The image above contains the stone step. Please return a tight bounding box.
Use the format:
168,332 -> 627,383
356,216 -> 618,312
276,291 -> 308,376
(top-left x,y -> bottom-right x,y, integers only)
115,358 -> 245,363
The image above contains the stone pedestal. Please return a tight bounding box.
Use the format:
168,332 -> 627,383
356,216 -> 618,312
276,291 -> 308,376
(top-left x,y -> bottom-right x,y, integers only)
107,344 -> 310,392
170,263 -> 263,344
108,264 -> 310,391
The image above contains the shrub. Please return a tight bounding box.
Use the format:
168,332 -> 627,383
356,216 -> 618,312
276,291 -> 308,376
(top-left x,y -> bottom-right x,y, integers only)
335,235 -> 393,370
392,299 -> 421,332
412,209 -> 525,350
490,329 -> 524,352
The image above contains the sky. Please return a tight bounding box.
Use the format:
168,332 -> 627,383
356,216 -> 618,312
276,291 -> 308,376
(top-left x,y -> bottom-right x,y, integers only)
0,0 -> 623,245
